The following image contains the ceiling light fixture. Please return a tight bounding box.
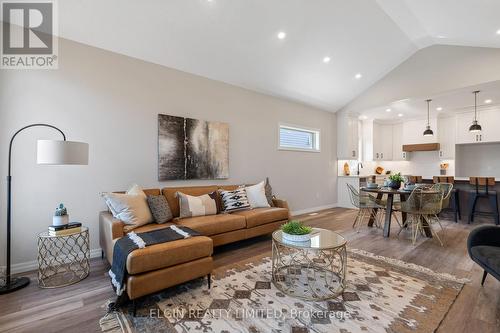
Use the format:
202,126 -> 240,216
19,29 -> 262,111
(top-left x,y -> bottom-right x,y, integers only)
469,90 -> 482,132
355,73 -> 362,79
497,29 -> 500,35
277,31 -> 286,39
386,108 -> 391,112
423,99 -> 434,137
398,113 -> 403,117
359,115 -> 368,120
485,99 -> 492,104
436,107 -> 443,111
323,56 -> 331,63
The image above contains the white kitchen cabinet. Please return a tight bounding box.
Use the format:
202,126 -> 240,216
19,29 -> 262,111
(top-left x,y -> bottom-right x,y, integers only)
337,112 -> 359,160
456,109 -> 500,144
362,121 -> 393,161
402,118 -> 439,145
373,123 -> 393,160
437,116 -> 456,159
392,122 -> 409,161
337,176 -> 360,209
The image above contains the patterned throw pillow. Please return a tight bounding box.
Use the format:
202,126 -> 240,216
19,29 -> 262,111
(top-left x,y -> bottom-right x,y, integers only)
219,188 -> 251,212
176,191 -> 218,218
146,195 -> 173,224
265,177 -> 275,207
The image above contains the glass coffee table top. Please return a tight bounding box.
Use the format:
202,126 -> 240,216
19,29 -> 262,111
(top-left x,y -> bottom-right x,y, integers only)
272,228 -> 346,250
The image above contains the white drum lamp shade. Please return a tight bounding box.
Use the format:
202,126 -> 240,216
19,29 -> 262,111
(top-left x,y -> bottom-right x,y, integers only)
37,140 -> 89,165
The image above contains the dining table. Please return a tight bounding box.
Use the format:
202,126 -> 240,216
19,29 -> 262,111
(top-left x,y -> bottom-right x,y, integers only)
360,186 -> 435,238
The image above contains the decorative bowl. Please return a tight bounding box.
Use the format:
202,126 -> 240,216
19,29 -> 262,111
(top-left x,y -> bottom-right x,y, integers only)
282,232 -> 313,242
367,183 -> 378,189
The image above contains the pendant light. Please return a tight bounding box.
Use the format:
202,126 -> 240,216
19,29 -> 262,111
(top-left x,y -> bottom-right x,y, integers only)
423,99 -> 434,136
469,90 -> 482,132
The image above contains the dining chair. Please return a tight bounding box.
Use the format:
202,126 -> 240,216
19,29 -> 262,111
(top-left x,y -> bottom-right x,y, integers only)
347,184 -> 385,232
398,188 -> 445,246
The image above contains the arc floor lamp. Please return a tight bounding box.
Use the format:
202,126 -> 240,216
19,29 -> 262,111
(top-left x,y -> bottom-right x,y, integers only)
0,124 -> 89,294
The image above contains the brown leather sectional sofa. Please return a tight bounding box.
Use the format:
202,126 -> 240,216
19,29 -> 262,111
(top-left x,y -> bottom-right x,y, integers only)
99,185 -> 290,300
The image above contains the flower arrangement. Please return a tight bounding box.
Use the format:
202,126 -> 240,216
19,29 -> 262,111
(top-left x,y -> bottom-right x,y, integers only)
281,220 -> 312,235
54,203 -> 67,216
388,172 -> 404,189
53,203 -> 69,226
281,220 -> 314,242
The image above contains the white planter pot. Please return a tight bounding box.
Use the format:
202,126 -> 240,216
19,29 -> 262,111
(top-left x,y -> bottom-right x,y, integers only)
282,232 -> 312,242
53,215 -> 69,226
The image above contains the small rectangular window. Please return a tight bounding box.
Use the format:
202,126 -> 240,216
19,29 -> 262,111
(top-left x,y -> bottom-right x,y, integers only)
278,124 -> 320,152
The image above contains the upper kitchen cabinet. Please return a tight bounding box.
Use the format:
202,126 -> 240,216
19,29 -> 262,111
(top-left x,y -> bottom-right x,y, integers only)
337,112 -> 359,160
402,118 -> 438,145
362,120 -> 393,161
437,116 -> 455,159
456,109 -> 500,144
392,122 -> 409,161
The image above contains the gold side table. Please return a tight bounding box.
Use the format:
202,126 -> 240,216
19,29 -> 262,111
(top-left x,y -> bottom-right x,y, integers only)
37,226 -> 90,288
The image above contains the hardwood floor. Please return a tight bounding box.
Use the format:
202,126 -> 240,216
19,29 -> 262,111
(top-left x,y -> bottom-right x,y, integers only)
1,208 -> 499,332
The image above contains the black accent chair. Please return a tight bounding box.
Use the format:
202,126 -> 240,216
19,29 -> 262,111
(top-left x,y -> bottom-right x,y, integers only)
467,225 -> 500,285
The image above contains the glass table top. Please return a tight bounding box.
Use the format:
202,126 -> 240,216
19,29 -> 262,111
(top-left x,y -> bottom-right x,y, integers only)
272,228 -> 346,249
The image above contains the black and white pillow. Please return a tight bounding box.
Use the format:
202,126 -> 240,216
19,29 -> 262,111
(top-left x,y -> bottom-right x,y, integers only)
219,188 -> 251,212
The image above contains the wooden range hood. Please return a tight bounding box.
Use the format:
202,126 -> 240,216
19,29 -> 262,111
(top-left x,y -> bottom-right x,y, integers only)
402,143 -> 440,152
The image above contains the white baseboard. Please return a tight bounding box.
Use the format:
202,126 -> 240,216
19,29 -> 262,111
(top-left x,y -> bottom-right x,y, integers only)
1,248 -> 103,275
291,203 -> 337,216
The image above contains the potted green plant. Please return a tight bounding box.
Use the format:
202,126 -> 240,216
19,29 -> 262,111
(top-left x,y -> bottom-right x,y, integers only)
281,220 -> 313,242
53,203 -> 69,226
388,172 -> 404,190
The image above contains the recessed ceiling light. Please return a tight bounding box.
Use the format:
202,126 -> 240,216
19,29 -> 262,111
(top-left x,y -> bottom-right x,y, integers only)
277,31 -> 286,39
496,29 -> 500,35
355,73 -> 362,79
436,35 -> 446,39
485,99 -> 492,104
385,108 -> 391,112
436,107 -> 443,111
397,113 -> 404,117
359,115 -> 368,120
323,56 -> 331,63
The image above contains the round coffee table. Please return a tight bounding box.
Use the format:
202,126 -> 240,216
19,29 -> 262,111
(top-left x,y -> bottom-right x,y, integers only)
271,228 -> 347,301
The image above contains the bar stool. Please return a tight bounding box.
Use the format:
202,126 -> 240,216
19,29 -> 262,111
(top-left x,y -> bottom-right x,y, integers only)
468,177 -> 499,225
433,176 -> 461,222
407,176 -> 422,184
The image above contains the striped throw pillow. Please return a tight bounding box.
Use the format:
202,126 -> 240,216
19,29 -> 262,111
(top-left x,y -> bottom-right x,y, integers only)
219,188 -> 251,212
176,191 -> 218,218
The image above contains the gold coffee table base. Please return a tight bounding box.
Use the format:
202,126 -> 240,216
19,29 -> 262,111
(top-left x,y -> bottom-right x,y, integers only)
272,228 -> 347,301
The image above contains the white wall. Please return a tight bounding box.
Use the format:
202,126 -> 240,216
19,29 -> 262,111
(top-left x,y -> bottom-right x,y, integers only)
456,143 -> 500,178
0,38 -> 337,270
342,45 -> 500,113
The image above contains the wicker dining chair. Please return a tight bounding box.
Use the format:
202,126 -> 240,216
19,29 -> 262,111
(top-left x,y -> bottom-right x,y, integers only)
347,183 -> 385,232
398,188 -> 445,245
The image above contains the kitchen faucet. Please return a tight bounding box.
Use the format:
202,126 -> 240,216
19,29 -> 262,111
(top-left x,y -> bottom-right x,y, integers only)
357,162 -> 363,175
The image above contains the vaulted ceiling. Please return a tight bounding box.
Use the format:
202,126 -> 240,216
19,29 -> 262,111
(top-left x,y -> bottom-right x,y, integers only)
57,0 -> 500,112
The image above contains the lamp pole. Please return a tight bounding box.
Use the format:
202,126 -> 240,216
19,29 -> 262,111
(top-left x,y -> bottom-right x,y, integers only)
1,124 -> 66,294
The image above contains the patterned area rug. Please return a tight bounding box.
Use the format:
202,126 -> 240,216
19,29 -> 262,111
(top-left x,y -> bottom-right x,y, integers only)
100,249 -> 467,333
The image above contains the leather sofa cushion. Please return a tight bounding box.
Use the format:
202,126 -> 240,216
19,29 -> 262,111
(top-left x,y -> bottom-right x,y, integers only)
233,207 -> 289,228
126,236 -> 213,275
176,214 -> 246,236
471,245 -> 500,273
162,186 -> 219,218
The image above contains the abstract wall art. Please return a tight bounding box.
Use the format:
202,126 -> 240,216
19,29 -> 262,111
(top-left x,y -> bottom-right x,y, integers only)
158,114 -> 229,180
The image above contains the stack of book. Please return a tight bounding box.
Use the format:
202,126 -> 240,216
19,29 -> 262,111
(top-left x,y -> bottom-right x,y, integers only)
48,222 -> 82,236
